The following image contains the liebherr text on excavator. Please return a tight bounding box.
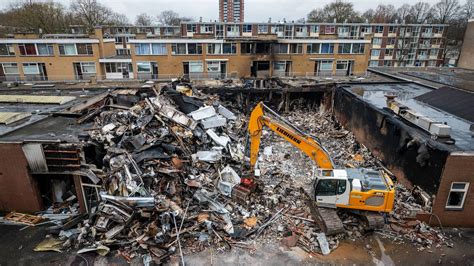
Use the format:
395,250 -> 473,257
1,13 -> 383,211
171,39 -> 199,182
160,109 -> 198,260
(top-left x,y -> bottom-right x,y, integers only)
237,102 -> 395,235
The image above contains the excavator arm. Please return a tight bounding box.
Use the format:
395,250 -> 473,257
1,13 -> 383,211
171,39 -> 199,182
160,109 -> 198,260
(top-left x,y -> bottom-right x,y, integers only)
248,102 -> 334,171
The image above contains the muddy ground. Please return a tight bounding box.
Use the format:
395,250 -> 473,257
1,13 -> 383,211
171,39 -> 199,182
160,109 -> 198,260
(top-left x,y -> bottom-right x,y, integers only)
0,224 -> 472,265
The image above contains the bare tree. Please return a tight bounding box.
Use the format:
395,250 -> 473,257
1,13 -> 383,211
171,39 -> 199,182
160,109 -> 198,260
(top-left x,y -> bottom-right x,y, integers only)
307,0 -> 360,23
462,0 -> 474,20
361,9 -> 375,22
70,0 -> 128,30
397,4 -> 412,23
430,0 -> 461,24
372,4 -> 398,23
409,2 -> 431,23
0,1 -> 73,34
307,8 -> 326,22
157,10 -> 191,26
135,13 -> 154,26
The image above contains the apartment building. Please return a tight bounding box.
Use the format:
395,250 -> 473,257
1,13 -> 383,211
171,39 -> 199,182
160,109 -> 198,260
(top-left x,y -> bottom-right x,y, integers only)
0,22 -> 447,82
0,28 -> 117,82
219,0 -> 244,23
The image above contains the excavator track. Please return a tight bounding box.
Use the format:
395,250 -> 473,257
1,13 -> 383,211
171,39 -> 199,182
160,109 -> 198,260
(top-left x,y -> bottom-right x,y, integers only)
359,212 -> 385,231
301,188 -> 345,235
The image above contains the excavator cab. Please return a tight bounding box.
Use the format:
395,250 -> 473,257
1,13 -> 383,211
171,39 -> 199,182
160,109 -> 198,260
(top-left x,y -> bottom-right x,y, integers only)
311,169 -> 395,213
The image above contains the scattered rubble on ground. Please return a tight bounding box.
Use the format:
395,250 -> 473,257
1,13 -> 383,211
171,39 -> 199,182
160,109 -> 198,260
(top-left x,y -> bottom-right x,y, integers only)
0,82 -> 455,263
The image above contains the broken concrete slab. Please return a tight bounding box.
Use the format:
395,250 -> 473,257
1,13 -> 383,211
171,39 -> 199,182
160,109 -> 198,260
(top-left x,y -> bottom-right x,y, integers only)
201,115 -> 227,129
217,105 -> 236,120
206,129 -> 230,147
188,106 -> 216,120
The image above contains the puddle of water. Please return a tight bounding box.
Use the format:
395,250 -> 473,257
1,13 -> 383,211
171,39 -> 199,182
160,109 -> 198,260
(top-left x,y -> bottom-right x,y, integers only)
372,235 -> 395,266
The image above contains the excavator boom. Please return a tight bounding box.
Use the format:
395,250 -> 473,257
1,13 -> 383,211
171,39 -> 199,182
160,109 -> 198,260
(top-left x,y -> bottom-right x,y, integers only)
248,102 -> 334,170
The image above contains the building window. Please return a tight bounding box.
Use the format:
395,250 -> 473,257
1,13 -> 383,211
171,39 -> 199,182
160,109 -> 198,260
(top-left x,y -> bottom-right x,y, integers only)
222,43 -> 236,54
372,38 -> 382,46
273,61 -> 287,72
388,26 -> 397,33
371,49 -> 381,57
137,62 -> 152,73
352,43 -> 364,54
273,43 -> 288,54
207,61 -> 221,72
189,61 -> 203,73
22,63 -> 40,74
241,42 -> 253,54
258,25 -> 268,34
172,43 -> 187,55
336,60 -> 349,70
338,43 -> 352,54
116,48 -> 131,55
310,25 -> 319,33
319,60 -> 333,71
374,25 -> 384,33
186,24 -> 197,33
243,24 -> 252,33
307,43 -> 320,54
1,63 -> 19,74
320,43 -> 334,54
289,43 -> 303,54
385,49 -> 394,57
0,44 -> 15,56
78,62 -> 96,73
76,44 -> 93,55
200,24 -> 213,33
446,182 -> 469,209
135,43 -> 151,55
324,25 -> 335,34
37,44 -> 54,55
19,44 -> 37,55
59,43 -> 93,55
151,43 -> 167,55
187,43 -> 203,54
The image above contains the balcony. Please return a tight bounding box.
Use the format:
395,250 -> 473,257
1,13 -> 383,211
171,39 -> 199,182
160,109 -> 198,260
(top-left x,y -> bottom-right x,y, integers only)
421,33 -> 433,38
386,44 -> 395,49
296,32 -> 308,38
433,33 -> 443,38
432,44 -> 441,48
338,32 -> 350,38
429,55 -> 438,60
372,44 -> 381,49
309,32 -> 319,37
374,33 -> 383,37
242,32 -> 253,37
388,33 -> 397,37
371,56 -> 380,60
226,31 -> 240,38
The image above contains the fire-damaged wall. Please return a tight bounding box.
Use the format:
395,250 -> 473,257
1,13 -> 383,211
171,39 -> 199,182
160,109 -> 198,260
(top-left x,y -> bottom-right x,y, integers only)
0,143 -> 43,212
332,87 -> 451,195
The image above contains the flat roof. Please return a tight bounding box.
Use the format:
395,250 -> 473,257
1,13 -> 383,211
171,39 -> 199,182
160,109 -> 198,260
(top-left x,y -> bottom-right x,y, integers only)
369,67 -> 474,92
0,88 -> 109,141
341,82 -> 474,151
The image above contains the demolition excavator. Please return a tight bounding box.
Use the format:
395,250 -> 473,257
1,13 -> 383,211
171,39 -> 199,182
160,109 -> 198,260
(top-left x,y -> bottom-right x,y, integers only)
239,102 -> 395,235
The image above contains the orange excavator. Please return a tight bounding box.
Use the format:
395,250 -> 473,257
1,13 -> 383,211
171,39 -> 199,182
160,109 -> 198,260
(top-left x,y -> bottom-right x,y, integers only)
237,102 -> 395,235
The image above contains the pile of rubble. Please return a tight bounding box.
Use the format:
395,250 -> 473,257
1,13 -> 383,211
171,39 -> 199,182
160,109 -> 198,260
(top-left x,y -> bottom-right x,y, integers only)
4,83 -> 452,262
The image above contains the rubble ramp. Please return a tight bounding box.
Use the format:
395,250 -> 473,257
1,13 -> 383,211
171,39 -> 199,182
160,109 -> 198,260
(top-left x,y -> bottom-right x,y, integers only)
301,188 -> 344,236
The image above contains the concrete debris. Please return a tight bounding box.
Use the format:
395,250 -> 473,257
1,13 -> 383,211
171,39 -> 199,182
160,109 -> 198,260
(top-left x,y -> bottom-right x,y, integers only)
20,81 -> 451,263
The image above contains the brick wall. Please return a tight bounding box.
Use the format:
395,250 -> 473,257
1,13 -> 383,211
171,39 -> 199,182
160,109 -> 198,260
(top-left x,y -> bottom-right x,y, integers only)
431,152 -> 474,227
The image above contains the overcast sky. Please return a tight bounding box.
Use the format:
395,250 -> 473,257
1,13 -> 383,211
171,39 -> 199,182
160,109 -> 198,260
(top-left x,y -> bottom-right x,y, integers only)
0,0 -> 470,22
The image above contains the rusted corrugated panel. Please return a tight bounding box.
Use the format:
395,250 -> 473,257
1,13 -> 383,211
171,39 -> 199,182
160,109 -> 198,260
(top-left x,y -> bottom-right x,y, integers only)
0,143 -> 43,212
22,143 -> 48,172
0,112 -> 31,125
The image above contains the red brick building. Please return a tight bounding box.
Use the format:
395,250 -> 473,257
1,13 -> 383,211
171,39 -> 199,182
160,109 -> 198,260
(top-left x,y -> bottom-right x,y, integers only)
219,0 -> 244,22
